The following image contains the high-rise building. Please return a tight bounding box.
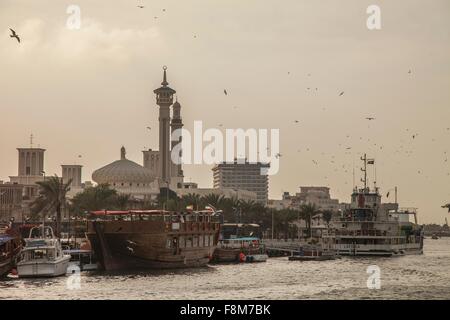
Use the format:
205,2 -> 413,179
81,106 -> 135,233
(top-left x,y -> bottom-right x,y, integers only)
212,159 -> 270,205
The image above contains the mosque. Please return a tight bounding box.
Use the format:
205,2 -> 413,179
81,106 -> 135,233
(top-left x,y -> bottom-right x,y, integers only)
91,67 -> 184,200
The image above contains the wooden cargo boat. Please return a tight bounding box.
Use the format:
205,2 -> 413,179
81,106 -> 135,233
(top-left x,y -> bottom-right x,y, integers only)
86,209 -> 220,271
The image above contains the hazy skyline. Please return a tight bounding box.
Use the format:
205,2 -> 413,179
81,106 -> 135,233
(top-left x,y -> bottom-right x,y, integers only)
1,0 -> 449,223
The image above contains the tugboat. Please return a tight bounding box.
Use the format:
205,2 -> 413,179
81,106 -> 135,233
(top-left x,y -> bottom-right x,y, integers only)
0,223 -> 22,277
17,226 -> 71,277
86,209 -> 220,270
323,154 -> 424,256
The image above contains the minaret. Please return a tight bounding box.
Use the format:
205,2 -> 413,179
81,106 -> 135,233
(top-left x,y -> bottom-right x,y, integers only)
171,98 -> 184,187
153,66 -> 176,186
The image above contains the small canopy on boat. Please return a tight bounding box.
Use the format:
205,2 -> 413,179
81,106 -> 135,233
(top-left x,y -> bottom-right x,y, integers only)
222,223 -> 260,228
63,249 -> 93,254
0,234 -> 15,245
224,237 -> 260,242
89,209 -> 216,216
90,210 -> 171,216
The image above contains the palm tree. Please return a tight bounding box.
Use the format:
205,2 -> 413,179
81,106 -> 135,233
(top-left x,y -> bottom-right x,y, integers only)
442,203 -> 450,213
70,183 -> 117,215
201,193 -> 225,209
31,175 -> 72,237
115,194 -> 132,210
300,203 -> 318,239
181,193 -> 202,210
322,210 -> 333,228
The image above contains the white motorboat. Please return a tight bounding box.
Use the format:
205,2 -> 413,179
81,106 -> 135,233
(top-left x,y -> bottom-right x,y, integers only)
17,226 -> 71,277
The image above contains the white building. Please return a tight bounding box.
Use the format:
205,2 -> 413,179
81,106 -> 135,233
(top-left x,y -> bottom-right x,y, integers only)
212,159 -> 270,205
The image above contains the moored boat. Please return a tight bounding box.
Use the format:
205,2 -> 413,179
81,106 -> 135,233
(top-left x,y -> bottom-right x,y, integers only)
0,223 -> 22,277
17,226 -> 71,277
323,155 -> 424,256
64,249 -> 99,272
212,237 -> 268,263
86,209 -> 221,270
288,244 -> 337,261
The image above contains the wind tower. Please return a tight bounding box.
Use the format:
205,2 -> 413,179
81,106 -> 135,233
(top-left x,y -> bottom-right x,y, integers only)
153,66 -> 176,187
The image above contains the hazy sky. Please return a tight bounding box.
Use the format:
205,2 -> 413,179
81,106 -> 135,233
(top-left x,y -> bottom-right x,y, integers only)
1,0 -> 449,223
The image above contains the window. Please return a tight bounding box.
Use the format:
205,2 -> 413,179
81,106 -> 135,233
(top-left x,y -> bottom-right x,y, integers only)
179,236 -> 185,248
186,237 -> 192,248
193,236 -> 198,247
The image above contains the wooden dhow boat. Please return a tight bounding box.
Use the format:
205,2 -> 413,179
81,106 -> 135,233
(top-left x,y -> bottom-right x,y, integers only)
86,209 -> 221,270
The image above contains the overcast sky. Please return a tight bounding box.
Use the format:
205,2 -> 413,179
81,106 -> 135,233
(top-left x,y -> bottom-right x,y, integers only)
0,0 -> 449,223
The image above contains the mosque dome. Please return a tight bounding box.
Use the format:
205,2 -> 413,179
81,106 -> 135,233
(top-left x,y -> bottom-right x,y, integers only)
92,147 -> 154,185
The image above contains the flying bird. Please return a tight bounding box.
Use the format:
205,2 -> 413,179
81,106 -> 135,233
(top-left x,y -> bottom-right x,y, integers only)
366,117 -> 375,120
146,126 -> 151,130
408,70 -> 412,74
339,91 -> 344,96
275,153 -> 282,159
137,5 -> 145,8
294,120 -> 299,123
224,89 -> 228,95
9,28 -> 20,43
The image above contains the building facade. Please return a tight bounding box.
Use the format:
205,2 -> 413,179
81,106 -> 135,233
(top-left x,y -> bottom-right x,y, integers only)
9,147 -> 46,199
212,160 -> 270,205
0,182 -> 24,222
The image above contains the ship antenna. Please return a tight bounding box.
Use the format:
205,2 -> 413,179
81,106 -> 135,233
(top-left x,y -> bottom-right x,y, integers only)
352,156 -> 355,190
374,161 -> 377,191
360,153 -> 367,190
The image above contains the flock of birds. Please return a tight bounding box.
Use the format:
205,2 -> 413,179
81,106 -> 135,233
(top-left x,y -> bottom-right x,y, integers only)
7,5 -> 449,200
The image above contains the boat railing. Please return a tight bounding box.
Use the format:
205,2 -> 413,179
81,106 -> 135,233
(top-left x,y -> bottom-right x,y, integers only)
333,229 -> 387,237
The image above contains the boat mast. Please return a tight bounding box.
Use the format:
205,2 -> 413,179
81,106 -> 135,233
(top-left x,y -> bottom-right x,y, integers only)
360,153 -> 367,190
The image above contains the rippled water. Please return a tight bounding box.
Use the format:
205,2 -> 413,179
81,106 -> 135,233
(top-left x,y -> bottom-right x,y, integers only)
1,238 -> 450,300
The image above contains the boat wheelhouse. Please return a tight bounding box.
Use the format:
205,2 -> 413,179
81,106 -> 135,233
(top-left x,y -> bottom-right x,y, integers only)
86,209 -> 221,270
